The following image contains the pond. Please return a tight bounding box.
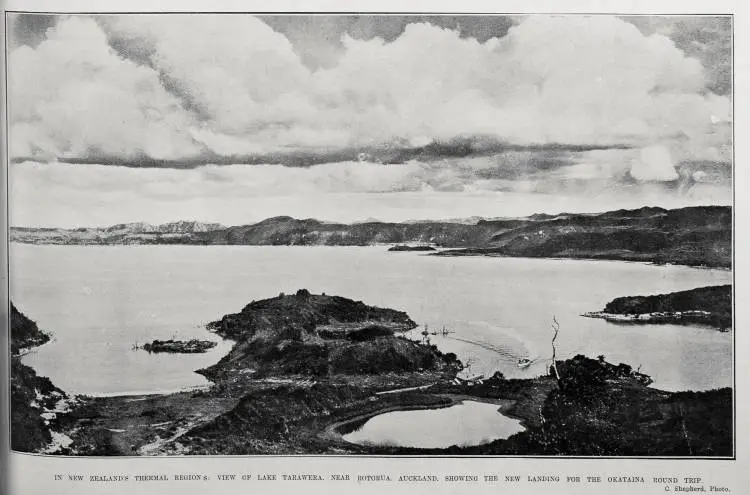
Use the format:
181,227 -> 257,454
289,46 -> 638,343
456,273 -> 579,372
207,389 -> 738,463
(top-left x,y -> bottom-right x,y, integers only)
341,400 -> 525,449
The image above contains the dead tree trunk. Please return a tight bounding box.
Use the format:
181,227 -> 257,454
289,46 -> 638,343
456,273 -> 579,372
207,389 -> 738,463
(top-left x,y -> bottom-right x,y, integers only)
677,404 -> 693,455
551,316 -> 562,384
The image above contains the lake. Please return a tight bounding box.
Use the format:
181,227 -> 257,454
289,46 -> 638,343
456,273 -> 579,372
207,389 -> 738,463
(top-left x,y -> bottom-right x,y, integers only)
10,245 -> 732,395
341,400 -> 524,448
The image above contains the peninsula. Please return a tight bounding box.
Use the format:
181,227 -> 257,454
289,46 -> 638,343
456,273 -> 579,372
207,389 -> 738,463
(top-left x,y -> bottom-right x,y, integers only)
584,285 -> 732,330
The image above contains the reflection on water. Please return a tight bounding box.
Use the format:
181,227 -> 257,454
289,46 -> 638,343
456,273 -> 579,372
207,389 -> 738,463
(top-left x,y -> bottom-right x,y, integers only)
342,400 -> 524,448
10,245 -> 732,395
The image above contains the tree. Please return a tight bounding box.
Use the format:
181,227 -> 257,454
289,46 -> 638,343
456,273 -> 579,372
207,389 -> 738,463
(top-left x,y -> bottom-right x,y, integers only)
550,316 -> 562,384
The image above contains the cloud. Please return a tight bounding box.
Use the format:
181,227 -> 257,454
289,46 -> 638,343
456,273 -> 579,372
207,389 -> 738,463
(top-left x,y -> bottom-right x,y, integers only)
623,16 -> 732,96
630,146 -> 678,181
8,14 -> 731,185
9,17 -> 203,161
7,13 -> 57,49
257,16 -> 517,70
102,16 -> 311,134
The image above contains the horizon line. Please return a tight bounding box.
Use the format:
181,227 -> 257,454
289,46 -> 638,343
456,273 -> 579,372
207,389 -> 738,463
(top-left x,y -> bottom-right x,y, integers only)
7,203 -> 732,230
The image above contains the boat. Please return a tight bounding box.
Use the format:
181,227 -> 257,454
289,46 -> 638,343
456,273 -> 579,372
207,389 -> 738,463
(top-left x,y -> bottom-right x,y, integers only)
517,358 -> 532,368
465,373 -> 485,383
430,325 -> 453,336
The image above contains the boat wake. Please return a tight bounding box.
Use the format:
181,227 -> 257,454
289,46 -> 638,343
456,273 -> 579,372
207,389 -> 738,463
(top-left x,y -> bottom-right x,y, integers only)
447,335 -> 538,366
447,335 -> 517,358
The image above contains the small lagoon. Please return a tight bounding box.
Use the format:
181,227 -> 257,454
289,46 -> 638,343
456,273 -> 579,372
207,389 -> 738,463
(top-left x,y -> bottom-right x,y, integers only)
341,400 -> 524,449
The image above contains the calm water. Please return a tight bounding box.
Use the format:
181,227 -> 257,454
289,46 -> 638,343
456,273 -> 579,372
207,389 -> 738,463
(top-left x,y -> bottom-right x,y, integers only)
342,400 -> 524,448
10,245 -> 732,395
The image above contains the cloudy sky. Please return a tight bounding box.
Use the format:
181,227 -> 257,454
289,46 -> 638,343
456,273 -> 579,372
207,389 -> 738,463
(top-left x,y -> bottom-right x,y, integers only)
7,14 -> 732,227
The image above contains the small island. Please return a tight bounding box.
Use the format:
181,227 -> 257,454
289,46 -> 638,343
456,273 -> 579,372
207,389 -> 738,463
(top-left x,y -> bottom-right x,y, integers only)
142,339 -> 217,354
388,245 -> 437,252
584,285 -> 731,330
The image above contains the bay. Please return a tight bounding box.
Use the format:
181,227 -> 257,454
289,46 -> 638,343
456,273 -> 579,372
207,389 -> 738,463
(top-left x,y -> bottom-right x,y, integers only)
10,245 -> 732,395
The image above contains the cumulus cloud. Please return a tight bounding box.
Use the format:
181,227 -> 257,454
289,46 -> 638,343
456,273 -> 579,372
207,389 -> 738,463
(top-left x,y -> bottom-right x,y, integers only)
631,146 -> 678,181
8,14 -> 731,185
9,17 -> 203,161
624,16 -> 732,96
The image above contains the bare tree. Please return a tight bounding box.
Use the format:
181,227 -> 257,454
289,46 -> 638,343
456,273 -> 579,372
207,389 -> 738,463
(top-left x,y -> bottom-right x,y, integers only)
463,356 -> 476,375
550,316 -> 561,383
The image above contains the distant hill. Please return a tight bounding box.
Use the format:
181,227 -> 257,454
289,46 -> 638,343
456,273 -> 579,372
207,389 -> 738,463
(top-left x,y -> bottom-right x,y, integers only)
10,206 -> 731,268
11,221 -> 225,245
437,206 -> 731,268
103,220 -> 224,234
10,216 -> 497,248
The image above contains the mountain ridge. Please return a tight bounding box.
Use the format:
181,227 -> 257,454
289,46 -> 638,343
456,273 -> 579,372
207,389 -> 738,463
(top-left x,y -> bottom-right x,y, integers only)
10,205 -> 731,268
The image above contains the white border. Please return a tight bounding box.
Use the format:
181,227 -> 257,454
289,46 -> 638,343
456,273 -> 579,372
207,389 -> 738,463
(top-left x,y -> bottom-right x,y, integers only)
3,2 -> 747,494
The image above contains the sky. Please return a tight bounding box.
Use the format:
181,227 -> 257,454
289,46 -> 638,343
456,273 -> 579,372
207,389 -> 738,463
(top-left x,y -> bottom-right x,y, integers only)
7,14 -> 732,227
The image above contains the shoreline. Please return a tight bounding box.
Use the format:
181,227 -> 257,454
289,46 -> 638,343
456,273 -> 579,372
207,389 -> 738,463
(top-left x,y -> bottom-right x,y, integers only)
432,251 -> 732,271
10,286 -> 733,456
325,395 -> 520,448
10,240 -> 732,272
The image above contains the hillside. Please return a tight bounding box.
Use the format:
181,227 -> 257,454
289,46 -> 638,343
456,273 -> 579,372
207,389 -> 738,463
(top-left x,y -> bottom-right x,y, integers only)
10,206 -> 731,267
10,303 -> 50,355
438,206 -> 731,268
138,355 -> 732,456
10,303 -> 68,452
192,216 -> 496,247
200,289 -> 453,380
424,355 -> 732,456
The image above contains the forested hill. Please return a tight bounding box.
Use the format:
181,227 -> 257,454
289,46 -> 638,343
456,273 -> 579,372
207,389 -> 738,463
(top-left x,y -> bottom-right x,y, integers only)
10,205 -> 731,268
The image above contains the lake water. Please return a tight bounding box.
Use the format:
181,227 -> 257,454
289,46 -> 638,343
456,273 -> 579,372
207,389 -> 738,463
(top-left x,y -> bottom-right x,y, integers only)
341,400 -> 524,448
10,245 -> 732,395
